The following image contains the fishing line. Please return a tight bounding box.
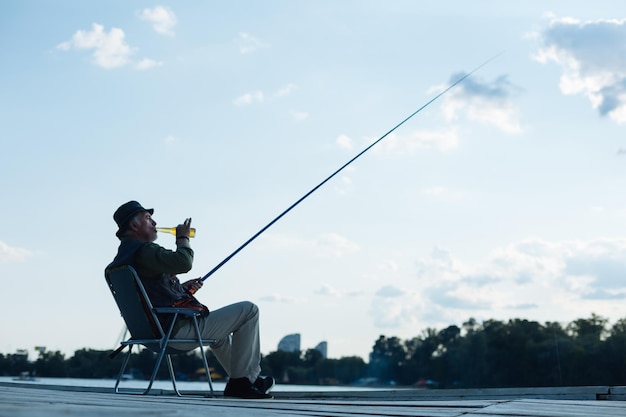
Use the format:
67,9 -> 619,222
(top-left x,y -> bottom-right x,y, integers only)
200,53 -> 503,282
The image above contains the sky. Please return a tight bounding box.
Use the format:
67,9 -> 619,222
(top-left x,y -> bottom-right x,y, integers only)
2,1 -> 626,363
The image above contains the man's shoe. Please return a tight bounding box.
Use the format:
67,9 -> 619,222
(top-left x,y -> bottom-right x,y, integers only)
253,376 -> 275,394
224,377 -> 273,399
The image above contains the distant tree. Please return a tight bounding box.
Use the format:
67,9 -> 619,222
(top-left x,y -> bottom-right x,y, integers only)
334,356 -> 366,384
564,314 -> 609,385
67,349 -> 120,378
262,350 -> 301,383
34,350 -> 67,377
403,328 -> 440,385
303,349 -> 323,368
369,336 -> 406,383
567,313 -> 608,342
456,320 -> 487,387
603,318 -> 626,384
0,352 -> 31,376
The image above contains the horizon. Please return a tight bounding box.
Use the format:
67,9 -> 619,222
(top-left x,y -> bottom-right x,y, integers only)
2,311 -> 621,362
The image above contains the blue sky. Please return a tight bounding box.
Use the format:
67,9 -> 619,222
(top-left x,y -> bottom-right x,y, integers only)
2,1 -> 626,362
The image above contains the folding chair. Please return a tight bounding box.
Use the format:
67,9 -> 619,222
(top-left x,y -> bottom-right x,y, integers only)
105,265 -> 215,396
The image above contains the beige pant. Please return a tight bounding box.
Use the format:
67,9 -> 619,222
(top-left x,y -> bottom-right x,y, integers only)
173,301 -> 261,382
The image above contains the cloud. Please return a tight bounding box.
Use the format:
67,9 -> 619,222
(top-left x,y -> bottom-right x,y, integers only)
233,91 -> 264,106
135,58 -> 163,70
315,233 -> 360,258
290,111 -> 309,121
263,232 -> 360,259
422,186 -> 466,202
139,6 -> 177,36
236,32 -> 269,54
260,294 -> 300,303
563,240 -> 626,294
369,292 -> 423,329
315,283 -> 365,297
316,283 -> 341,297
276,84 -> 298,97
336,134 -> 353,150
438,74 -> 522,134
0,241 -> 32,263
332,169 -> 355,196
368,238 -> 626,332
373,128 -> 460,155
233,84 -> 299,107
377,259 -> 399,272
57,23 -> 159,70
533,16 -> 626,123
57,23 -> 134,69
163,135 -> 180,144
375,285 -> 406,298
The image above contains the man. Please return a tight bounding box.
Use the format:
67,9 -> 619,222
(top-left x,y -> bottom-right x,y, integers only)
106,201 -> 274,399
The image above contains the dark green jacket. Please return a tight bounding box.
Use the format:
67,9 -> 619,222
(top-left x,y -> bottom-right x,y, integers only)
107,238 -> 207,330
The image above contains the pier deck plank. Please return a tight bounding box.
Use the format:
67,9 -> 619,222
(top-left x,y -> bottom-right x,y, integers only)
1,383 -> 625,417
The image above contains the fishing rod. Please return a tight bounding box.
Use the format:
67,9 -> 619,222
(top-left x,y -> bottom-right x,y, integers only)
199,53 -> 502,282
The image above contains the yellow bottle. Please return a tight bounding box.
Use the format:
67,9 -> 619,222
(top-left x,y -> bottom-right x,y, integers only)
156,227 -> 196,238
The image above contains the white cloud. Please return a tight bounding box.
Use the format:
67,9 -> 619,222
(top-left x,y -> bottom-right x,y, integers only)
373,128 -> 459,154
370,292 -> 423,329
57,23 -> 159,70
290,111 -> 309,121
316,283 -> 341,296
163,135 -> 179,144
375,285 -> 406,298
368,238 -> 626,332
233,91 -> 264,106
331,166 -> 355,196
315,233 -> 360,258
422,186 -> 466,202
0,241 -> 32,263
533,16 -> 626,124
139,6 -> 177,36
135,58 -> 163,70
377,259 -> 399,271
233,84 -> 299,107
315,283 -> 364,297
438,74 -> 522,134
260,294 -> 300,303
263,232 -> 359,259
57,23 -> 133,69
236,32 -> 269,54
336,134 -> 353,150
276,84 -> 298,97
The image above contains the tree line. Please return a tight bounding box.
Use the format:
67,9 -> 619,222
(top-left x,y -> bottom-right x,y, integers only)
2,314 -> 625,388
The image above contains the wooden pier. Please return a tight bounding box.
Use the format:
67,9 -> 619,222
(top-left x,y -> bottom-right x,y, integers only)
1,381 -> 625,416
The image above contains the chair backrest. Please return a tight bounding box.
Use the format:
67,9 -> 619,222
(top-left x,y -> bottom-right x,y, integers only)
105,265 -> 163,342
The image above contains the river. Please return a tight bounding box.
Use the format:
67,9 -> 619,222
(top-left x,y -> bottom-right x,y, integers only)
0,376 -> 380,392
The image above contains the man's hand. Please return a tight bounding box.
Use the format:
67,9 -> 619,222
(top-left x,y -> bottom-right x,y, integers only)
182,278 -> 203,294
176,218 -> 192,239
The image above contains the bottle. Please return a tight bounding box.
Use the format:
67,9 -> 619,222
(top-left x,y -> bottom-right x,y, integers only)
156,227 -> 196,238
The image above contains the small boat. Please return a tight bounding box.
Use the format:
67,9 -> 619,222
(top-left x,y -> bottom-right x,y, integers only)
13,371 -> 37,382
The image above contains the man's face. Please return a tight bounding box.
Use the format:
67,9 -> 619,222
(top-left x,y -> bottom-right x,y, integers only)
132,211 -> 158,242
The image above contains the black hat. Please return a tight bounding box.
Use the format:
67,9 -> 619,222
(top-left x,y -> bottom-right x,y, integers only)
114,201 -> 154,237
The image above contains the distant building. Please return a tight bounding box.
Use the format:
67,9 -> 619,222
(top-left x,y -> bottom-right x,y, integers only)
314,341 -> 328,358
277,333 -> 301,352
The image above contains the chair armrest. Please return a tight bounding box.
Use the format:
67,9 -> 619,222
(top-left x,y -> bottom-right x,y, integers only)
153,307 -> 201,316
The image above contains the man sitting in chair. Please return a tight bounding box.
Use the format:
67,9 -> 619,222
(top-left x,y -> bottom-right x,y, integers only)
107,201 -> 274,399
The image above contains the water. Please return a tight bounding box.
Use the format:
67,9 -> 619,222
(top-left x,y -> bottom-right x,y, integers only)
0,376 -> 378,392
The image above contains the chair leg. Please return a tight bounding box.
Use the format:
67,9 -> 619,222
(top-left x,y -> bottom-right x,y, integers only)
143,347 -> 168,395
192,316 -> 214,396
114,345 -> 133,394
199,348 -> 214,396
165,354 -> 184,397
